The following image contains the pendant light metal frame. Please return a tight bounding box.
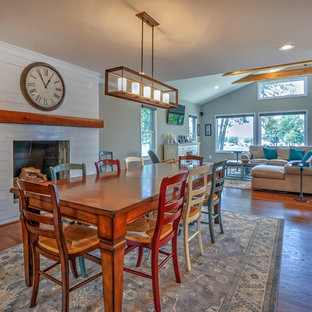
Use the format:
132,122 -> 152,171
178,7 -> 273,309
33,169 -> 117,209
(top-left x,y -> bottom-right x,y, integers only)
105,12 -> 178,109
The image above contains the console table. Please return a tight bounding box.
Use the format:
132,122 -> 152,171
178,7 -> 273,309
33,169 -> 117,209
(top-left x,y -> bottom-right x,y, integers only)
164,143 -> 200,160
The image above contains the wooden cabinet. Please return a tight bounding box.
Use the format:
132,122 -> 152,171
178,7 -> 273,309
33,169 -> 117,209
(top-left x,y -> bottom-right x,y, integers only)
164,143 -> 200,160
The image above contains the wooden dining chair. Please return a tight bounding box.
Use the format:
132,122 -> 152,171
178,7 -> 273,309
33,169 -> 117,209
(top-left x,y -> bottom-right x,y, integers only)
182,165 -> 209,271
17,180 -> 101,312
99,150 -> 113,161
99,151 -> 114,171
124,172 -> 188,312
201,160 -> 227,243
49,163 -> 86,181
148,150 -> 176,164
94,159 -> 121,174
49,162 -> 88,277
179,155 -> 204,166
124,156 -> 144,169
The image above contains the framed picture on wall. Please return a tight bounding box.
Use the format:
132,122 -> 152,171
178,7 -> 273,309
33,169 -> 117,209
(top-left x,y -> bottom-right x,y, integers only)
197,124 -> 200,136
205,124 -> 211,136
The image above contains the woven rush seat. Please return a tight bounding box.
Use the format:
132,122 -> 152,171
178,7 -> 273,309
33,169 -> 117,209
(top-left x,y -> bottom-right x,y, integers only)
205,193 -> 218,202
38,223 -> 99,254
126,217 -> 173,243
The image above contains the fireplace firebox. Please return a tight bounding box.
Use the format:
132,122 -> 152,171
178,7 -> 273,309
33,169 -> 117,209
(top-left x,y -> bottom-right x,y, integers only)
13,140 -> 70,181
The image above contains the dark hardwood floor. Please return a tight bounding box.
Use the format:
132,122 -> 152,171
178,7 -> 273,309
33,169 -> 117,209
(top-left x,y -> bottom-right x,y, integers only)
222,188 -> 312,312
1,188 -> 311,311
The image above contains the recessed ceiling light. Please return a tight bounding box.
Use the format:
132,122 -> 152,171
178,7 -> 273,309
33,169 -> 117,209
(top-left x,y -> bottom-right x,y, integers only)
214,85 -> 219,90
279,44 -> 295,51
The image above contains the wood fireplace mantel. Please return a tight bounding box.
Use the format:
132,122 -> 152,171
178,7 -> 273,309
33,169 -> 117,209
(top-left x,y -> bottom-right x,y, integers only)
0,110 -> 104,128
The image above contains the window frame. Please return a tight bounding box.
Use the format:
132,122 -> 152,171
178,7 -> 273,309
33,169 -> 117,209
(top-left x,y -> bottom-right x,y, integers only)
258,110 -> 308,146
215,113 -> 256,153
188,114 -> 198,142
257,76 -> 308,101
140,105 -> 157,159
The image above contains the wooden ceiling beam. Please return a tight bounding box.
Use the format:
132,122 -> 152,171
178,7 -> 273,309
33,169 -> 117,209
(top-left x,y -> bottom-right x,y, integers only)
223,59 -> 312,76
232,67 -> 312,84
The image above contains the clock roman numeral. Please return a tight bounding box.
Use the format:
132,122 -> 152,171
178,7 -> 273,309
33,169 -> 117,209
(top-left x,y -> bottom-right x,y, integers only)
30,75 -> 37,79
54,93 -> 60,99
54,80 -> 60,84
44,68 -> 48,76
27,82 -> 35,87
36,95 -> 41,103
29,88 -> 36,95
55,88 -> 62,92
44,98 -> 48,106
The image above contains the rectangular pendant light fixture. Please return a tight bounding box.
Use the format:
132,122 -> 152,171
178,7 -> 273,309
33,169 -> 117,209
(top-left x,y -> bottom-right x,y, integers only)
105,66 -> 178,108
105,12 -> 178,109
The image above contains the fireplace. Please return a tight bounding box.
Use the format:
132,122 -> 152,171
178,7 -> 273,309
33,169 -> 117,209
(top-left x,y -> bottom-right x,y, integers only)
13,140 -> 70,181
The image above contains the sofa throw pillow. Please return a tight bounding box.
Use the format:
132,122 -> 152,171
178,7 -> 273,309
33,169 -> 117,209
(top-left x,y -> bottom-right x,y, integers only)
288,148 -> 305,161
263,147 -> 277,160
301,150 -> 312,163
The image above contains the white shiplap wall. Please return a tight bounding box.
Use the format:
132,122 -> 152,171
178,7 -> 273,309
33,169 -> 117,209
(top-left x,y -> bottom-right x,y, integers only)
0,41 -> 100,224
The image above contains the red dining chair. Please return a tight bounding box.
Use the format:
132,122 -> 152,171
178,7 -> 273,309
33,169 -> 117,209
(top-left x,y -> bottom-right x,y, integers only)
124,172 -> 188,312
94,159 -> 121,174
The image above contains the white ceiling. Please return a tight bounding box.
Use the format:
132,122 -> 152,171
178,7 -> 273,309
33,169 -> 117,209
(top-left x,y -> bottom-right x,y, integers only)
168,74 -> 250,105
0,0 -> 311,104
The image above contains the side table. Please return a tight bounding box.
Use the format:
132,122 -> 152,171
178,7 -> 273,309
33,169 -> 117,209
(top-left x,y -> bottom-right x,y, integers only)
233,151 -> 242,170
290,164 -> 310,203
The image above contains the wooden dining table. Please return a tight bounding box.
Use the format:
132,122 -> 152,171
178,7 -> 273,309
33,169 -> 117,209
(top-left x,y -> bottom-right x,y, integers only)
11,162 -> 214,311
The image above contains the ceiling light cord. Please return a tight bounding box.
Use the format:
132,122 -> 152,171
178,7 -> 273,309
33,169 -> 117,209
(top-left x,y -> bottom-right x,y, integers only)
141,19 -> 144,74
152,26 -> 154,81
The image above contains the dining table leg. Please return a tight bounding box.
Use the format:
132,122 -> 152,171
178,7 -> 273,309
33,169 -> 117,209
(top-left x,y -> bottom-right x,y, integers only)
98,215 -> 127,312
19,200 -> 32,287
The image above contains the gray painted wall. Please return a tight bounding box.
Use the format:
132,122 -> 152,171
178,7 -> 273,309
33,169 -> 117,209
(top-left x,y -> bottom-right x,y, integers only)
200,78 -> 312,162
99,83 -> 200,166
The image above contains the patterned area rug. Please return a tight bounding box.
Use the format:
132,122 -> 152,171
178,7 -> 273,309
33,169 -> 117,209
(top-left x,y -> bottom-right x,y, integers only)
224,178 -> 252,190
0,212 -> 283,312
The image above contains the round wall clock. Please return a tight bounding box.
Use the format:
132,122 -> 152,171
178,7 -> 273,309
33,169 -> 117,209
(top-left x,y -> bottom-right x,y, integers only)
20,62 -> 65,111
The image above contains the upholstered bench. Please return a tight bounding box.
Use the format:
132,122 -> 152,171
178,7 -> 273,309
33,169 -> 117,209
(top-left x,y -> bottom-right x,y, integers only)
251,165 -> 286,191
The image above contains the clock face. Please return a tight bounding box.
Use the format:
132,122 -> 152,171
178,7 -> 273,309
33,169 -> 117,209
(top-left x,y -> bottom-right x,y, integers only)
20,62 -> 65,111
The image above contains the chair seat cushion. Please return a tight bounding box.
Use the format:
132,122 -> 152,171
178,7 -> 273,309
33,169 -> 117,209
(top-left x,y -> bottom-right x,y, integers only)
126,217 -> 173,244
38,223 -> 99,254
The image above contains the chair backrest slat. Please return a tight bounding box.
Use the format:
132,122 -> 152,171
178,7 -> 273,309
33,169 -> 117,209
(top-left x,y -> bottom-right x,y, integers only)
124,157 -> 144,169
152,172 -> 188,244
179,155 -> 204,166
94,159 -> 121,174
23,209 -> 54,225
50,163 -> 86,181
26,223 -> 56,238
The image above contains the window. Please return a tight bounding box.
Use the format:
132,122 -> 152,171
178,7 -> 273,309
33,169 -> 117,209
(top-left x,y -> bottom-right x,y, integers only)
260,111 -> 306,146
216,114 -> 254,152
141,106 -> 156,157
188,115 -> 197,141
258,77 -> 307,100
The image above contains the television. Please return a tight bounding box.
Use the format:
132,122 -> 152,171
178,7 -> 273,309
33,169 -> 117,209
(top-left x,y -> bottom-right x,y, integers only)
167,105 -> 185,125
